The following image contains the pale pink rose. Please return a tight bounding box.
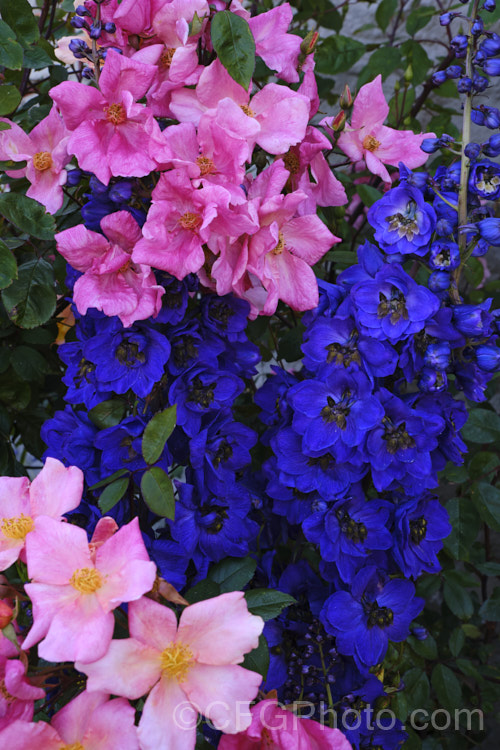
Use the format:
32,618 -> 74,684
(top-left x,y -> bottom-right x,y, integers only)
151,119 -> 248,202
233,162 -> 340,317
170,60 -> 310,158
281,126 -> 347,214
0,690 -> 139,749
0,106 -> 70,213
132,169 -> 257,279
0,458 -> 83,572
50,49 -> 160,184
77,593 -> 264,750
22,516 -> 156,663
0,656 -> 45,729
248,4 -> 302,83
55,211 -> 164,327
325,75 -> 435,183
218,699 -> 353,750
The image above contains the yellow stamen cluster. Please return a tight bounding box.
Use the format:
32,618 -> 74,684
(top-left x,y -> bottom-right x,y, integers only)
70,567 -> 103,594
105,103 -> 127,126
1,514 -> 34,540
196,156 -> 216,176
61,744 -> 85,750
272,232 -> 286,255
32,151 -> 53,171
160,642 -> 194,682
160,47 -> 176,69
178,212 -> 202,231
362,134 -> 381,152
283,150 -> 300,175
240,104 -> 255,118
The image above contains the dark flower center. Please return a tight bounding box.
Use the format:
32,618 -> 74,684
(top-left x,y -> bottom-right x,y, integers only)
188,376 -> 216,408
307,453 -> 336,471
173,336 -> 198,368
382,418 -> 416,454
336,507 -> 368,543
76,358 -> 95,385
210,302 -> 234,328
377,291 -> 409,324
320,391 -> 352,428
326,342 -> 361,367
283,150 -> 301,174
366,603 -> 394,629
212,440 -> 233,467
201,504 -> 228,534
116,341 -> 145,367
476,168 -> 500,195
410,515 -> 427,544
386,199 -> 420,241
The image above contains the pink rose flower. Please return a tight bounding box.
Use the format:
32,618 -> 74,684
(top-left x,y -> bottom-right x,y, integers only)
218,699 -> 353,750
50,49 -> 160,185
22,516 -> 156,663
248,4 -> 302,83
55,211 -> 164,327
77,592 -> 264,750
0,457 -> 83,571
0,655 -> 45,729
0,690 -> 139,749
0,106 -> 70,213
326,75 -> 435,183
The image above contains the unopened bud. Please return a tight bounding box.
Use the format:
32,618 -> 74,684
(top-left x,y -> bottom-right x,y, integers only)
300,30 -> 319,57
404,64 -> 413,83
339,84 -> 353,109
330,110 -> 346,133
0,600 -> 13,629
394,79 -> 401,92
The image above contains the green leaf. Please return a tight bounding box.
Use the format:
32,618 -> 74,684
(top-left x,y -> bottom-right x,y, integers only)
242,634 -> 269,679
357,184 -> 383,208
479,588 -> 500,621
140,466 -> 175,519
443,571 -> 474,619
358,48 -> 402,88
0,20 -> 24,70
443,497 -> 481,560
89,468 -> 129,491
211,11 -> 255,90
318,8 -> 342,30
184,579 -> 221,604
277,325 -> 304,362
60,0 -> 77,9
0,159 -> 27,171
1,258 -> 56,328
89,399 -> 126,430
316,35 -> 365,76
471,482 -> 500,532
400,40 -> 432,86
431,664 -> 462,712
375,0 -> 398,31
449,628 -> 465,657
461,408 -> 500,443
23,46 -> 54,70
476,561 -> 500,576
142,405 -> 177,465
98,476 -> 129,513
408,634 -> 438,660
0,375 -> 30,410
0,85 -> 21,115
468,451 -> 498,480
0,239 -> 17,290
0,122 -> 11,130
208,557 -> 257,593
244,589 -> 295,621
0,194 -> 56,240
406,6 -> 435,36
403,668 -> 430,708
10,346 -> 47,381
0,0 -> 39,46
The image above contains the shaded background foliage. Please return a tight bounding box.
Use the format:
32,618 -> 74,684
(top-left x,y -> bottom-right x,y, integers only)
0,1 -> 499,749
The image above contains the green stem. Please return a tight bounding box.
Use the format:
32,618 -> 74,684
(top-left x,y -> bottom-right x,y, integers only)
318,641 -> 335,728
450,0 -> 481,304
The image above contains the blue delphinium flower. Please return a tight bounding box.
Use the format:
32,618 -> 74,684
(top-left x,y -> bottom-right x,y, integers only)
302,487 -> 393,582
367,185 -> 437,256
95,416 -> 154,478
392,494 -> 452,578
469,159 -> 500,199
41,406 -> 100,484
365,388 -> 445,492
428,240 -> 460,270
59,340 -> 112,409
288,370 -> 384,455
321,565 -> 424,669
350,264 -> 440,342
169,365 -> 244,437
167,320 -> 222,376
83,320 -> 171,398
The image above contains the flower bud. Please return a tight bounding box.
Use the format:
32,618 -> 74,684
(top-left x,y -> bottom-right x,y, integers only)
0,600 -> 13,629
330,110 -> 346,133
300,30 -> 319,57
483,0 -> 496,9
483,58 -> 500,76
432,71 -> 447,85
339,84 -> 353,109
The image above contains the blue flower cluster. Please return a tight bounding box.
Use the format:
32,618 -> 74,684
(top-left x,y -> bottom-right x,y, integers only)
42,270 -> 261,589
252,151 -> 500,737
